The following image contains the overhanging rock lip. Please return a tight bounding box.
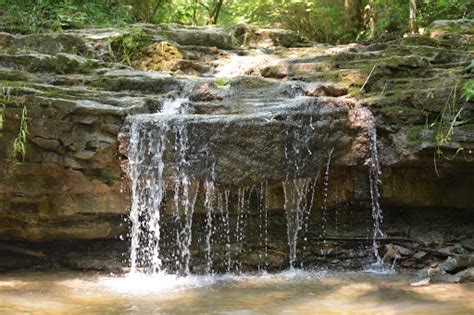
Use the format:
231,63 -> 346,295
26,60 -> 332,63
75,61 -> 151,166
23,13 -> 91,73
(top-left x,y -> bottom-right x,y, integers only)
124,95 -> 353,124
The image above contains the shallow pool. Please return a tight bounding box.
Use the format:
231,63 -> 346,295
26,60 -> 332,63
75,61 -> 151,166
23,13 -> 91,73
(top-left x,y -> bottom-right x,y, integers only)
0,270 -> 472,314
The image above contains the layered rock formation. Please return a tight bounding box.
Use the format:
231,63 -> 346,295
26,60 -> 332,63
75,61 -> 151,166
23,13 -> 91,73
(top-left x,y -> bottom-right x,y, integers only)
0,20 -> 472,275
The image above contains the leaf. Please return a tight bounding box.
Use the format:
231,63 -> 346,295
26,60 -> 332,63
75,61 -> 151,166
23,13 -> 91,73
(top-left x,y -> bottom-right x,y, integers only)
215,77 -> 231,90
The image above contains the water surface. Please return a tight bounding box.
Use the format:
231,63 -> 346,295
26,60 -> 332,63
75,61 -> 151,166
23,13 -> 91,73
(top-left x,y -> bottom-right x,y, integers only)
0,270 -> 472,314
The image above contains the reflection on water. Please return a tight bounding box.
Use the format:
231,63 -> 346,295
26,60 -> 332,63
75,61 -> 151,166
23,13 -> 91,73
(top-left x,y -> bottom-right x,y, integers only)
0,270 -> 472,314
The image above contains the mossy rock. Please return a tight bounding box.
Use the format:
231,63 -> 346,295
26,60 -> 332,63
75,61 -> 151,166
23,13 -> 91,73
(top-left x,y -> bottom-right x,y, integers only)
379,105 -> 425,115
0,70 -> 38,82
398,35 -> 440,47
107,28 -> 152,65
428,19 -> 474,36
232,76 -> 275,89
406,125 -> 434,145
231,24 -> 311,48
0,53 -> 102,74
134,41 -> 183,72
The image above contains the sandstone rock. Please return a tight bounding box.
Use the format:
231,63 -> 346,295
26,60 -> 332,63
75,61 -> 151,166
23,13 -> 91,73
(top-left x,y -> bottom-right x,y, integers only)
461,238 -> 474,251
440,255 -> 474,273
413,251 -> 427,260
66,253 -> 125,272
161,24 -> 238,49
0,21 -> 472,274
260,64 -> 287,79
304,83 -> 348,97
458,267 -> 474,283
410,277 -> 431,287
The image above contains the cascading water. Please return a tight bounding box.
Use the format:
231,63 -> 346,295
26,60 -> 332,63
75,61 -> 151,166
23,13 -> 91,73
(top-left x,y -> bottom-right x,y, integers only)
353,105 -> 386,271
128,119 -> 168,273
283,178 -> 317,269
126,92 -> 386,275
128,98 -> 194,274
367,122 -> 384,266
204,179 -> 215,274
258,181 -> 269,272
320,147 -> 334,248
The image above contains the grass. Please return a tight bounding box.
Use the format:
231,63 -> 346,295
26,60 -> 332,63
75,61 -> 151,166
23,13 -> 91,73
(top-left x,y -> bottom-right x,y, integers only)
12,104 -> 28,161
430,84 -> 467,175
0,84 -> 13,130
108,28 -> 151,65
1,83 -> 29,161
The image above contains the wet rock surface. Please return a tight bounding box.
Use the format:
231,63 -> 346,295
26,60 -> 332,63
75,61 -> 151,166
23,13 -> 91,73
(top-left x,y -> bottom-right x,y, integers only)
0,20 -> 472,276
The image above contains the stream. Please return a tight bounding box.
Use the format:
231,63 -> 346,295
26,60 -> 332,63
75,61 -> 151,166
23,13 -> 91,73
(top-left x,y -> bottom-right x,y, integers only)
0,270 -> 472,314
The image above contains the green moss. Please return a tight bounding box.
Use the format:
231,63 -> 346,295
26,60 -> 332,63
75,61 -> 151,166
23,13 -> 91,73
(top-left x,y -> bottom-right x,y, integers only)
214,77 -> 231,90
459,124 -> 474,129
406,125 -> 433,145
0,71 -> 36,82
108,28 -> 152,65
441,23 -> 463,33
0,80 -> 27,89
400,35 -> 440,47
236,77 -> 274,89
380,105 -> 424,115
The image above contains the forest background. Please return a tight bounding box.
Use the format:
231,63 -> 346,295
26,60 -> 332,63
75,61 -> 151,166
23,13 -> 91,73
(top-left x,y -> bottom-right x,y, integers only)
0,0 -> 472,43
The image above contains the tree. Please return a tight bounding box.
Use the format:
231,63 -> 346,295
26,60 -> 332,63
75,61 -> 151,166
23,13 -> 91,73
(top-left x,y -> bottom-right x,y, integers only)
409,0 -> 417,33
344,0 -> 362,34
126,0 -> 166,23
363,0 -> 376,37
197,0 -> 225,25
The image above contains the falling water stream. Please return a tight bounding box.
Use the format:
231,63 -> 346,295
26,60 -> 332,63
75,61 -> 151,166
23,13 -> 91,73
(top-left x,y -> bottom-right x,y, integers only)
127,97 -> 387,275
366,113 -> 386,270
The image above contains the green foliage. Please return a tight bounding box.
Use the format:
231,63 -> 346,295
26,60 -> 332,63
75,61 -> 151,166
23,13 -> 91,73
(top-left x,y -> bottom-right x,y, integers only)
366,0 -> 410,39
214,77 -> 230,90
430,85 -> 465,175
417,0 -> 474,26
108,28 -> 151,65
224,0 -> 347,43
462,79 -> 474,102
13,105 -> 28,161
156,0 -> 225,25
126,0 -> 167,22
0,104 -> 4,130
0,0 -> 133,33
1,83 -> 29,161
0,86 -> 9,130
0,0 -> 472,43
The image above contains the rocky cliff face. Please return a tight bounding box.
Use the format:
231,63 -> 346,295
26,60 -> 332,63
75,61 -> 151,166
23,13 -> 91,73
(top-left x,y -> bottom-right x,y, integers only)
0,20 -> 472,274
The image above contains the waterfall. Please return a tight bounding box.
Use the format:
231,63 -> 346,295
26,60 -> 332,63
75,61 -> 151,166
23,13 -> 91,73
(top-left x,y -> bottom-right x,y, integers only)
126,95 -> 385,275
320,148 -> 334,246
258,181 -> 269,272
128,119 -> 168,273
204,179 -> 215,274
128,98 -> 191,274
283,178 -> 317,269
368,124 -> 384,266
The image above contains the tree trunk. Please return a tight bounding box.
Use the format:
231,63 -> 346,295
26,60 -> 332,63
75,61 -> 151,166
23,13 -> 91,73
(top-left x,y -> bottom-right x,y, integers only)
409,0 -> 417,33
211,0 -> 224,24
205,0 -> 224,25
363,0 -> 376,37
344,0 -> 362,34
